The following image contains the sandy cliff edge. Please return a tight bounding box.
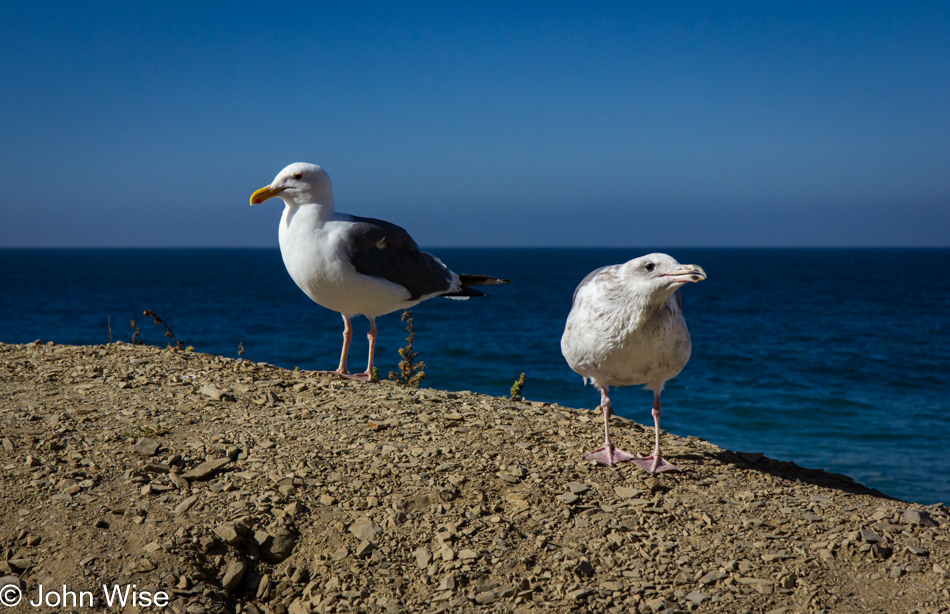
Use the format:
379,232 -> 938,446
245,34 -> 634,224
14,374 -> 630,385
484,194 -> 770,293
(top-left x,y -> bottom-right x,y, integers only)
0,341 -> 948,614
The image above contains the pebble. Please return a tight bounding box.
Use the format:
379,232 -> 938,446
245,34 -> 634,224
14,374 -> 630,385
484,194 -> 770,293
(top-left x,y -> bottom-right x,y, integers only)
221,561 -> 247,591
262,529 -> 297,563
174,495 -> 199,514
414,547 -> 431,569
557,492 -> 580,504
566,481 -> 589,494
214,524 -> 242,545
900,509 -> 938,527
699,570 -> 728,585
181,457 -> 231,481
132,437 -> 161,456
685,591 -> 708,603
348,518 -> 382,542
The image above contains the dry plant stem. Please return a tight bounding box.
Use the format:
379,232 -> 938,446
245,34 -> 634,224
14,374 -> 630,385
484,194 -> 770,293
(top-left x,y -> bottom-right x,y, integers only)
143,309 -> 183,350
510,372 -> 526,400
389,310 -> 425,388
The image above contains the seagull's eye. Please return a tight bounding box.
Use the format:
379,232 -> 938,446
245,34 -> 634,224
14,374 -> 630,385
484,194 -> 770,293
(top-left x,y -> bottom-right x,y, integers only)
293,173 -> 303,180
644,262 -> 655,272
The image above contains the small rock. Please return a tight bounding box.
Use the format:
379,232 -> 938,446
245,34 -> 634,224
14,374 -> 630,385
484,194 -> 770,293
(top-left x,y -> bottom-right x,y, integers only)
645,598 -> 673,612
252,530 -> 272,548
221,561 -> 247,591
58,478 -> 81,496
7,559 -> 32,573
355,540 -> 375,559
256,574 -> 271,600
0,576 -> 24,591
262,528 -> 297,563
414,547 -> 431,569
173,495 -> 199,514
699,570 -> 728,585
778,573 -> 797,589
907,545 -> 929,556
567,481 -> 589,494
214,524 -> 242,546
474,586 -> 514,604
685,591 -> 708,603
557,492 -> 579,504
614,486 -> 639,499
349,518 -> 382,542
25,455 -> 41,467
132,438 -> 161,456
900,509 -> 938,527
181,457 -> 230,481
889,566 -> 904,579
568,587 -> 594,600
458,549 -> 478,560
859,529 -> 882,543
287,599 -> 310,614
143,542 -> 161,554
200,384 -> 234,402
331,546 -> 349,561
574,560 -> 595,578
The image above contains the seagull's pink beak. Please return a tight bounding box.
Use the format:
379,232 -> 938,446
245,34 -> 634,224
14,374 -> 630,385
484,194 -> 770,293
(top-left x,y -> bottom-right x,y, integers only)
250,185 -> 287,206
661,265 -> 706,284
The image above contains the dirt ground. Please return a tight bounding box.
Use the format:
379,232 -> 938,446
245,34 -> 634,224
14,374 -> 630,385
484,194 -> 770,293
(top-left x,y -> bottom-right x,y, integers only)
1,341 -> 948,613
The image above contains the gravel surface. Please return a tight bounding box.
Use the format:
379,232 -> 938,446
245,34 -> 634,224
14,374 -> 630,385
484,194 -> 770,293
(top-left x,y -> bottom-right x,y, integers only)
1,341 -> 948,613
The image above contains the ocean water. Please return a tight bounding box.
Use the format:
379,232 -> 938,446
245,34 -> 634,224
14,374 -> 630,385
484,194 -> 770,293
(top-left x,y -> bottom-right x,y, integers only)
1,248 -> 948,505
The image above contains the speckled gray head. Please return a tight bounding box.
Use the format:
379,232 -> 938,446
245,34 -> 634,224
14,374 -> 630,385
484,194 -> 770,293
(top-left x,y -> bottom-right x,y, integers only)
620,253 -> 706,303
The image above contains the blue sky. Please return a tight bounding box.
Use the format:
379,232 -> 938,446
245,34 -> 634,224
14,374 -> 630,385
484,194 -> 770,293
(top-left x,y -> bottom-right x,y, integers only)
1,2 -> 948,247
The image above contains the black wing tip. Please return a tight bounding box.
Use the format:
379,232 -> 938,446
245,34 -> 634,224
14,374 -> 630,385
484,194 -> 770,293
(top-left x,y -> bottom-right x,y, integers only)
443,287 -> 488,298
458,274 -> 511,287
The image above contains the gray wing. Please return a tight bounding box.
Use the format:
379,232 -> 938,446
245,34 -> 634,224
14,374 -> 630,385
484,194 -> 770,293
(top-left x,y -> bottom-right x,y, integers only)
345,215 -> 454,300
571,265 -> 616,304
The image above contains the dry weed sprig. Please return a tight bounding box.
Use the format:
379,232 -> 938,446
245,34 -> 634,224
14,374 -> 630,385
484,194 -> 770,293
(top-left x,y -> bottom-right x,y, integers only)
389,310 -> 425,388
142,309 -> 183,350
130,319 -> 142,345
510,372 -> 526,400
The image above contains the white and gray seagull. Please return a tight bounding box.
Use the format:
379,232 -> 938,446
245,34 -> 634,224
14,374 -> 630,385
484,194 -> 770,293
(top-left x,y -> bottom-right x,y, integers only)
251,162 -> 509,380
561,253 -> 706,472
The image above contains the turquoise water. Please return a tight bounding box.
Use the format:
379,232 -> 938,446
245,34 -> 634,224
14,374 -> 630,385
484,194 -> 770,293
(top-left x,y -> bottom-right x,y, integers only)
1,248 -> 948,504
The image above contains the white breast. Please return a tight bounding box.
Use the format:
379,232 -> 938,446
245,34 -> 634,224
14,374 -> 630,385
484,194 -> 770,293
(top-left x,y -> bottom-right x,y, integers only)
561,275 -> 692,392
278,206 -> 416,317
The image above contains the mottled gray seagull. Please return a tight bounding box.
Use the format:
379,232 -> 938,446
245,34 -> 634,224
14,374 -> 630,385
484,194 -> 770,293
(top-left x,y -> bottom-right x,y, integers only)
251,162 -> 509,380
561,253 -> 706,472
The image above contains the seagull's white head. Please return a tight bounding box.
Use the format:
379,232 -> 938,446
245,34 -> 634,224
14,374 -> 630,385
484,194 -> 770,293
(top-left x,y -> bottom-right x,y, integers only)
250,162 -> 334,208
622,253 -> 706,304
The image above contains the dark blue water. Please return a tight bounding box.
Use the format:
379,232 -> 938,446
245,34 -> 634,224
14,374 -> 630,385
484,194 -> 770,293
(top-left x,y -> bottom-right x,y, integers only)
1,248 -> 948,505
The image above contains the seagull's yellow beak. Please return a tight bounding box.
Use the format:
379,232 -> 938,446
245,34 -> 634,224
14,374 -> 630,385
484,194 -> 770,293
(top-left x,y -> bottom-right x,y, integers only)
250,185 -> 286,206
662,265 -> 707,284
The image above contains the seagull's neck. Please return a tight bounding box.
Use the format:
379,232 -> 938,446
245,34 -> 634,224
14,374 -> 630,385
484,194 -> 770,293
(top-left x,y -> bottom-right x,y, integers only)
280,198 -> 336,229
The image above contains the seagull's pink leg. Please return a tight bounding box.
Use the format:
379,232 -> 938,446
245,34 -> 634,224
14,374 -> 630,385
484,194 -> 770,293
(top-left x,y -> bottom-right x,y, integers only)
631,392 -> 680,474
312,315 -> 357,377
583,387 -> 636,465
350,317 -> 377,382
